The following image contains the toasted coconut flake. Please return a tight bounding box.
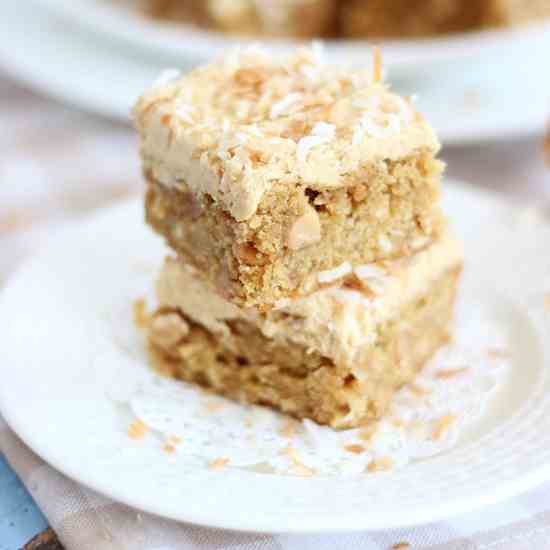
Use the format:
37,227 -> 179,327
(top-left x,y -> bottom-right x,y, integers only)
344,444 -> 366,455
163,444 -> 176,454
208,457 -> 230,470
128,419 -> 149,440
133,298 -> 150,329
367,456 -> 393,472
290,463 -> 316,477
409,383 -> 432,396
168,435 -> 183,445
204,400 -> 225,413
279,419 -> 299,439
296,122 -> 336,160
436,367 -> 470,379
545,293 -> 550,311
392,543 -> 411,550
432,414 -> 457,440
372,47 -> 382,83
359,425 -> 378,441
282,446 -> 316,476
270,92 -> 303,119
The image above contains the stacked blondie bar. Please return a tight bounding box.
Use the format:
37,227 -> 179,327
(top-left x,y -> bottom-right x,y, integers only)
134,47 -> 463,429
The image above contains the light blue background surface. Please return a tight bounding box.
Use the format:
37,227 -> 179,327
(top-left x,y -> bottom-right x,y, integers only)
0,453 -> 47,550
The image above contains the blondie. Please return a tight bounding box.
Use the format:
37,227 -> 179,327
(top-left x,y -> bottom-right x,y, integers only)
135,48 -> 445,307
146,235 -> 463,429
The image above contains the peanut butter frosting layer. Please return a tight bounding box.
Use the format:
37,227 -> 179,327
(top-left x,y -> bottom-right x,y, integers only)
134,47 -> 440,221
156,232 -> 463,366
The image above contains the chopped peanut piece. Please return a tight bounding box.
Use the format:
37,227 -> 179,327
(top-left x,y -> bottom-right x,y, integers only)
150,313 -> 189,348
290,463 -> 316,477
287,204 -> 321,250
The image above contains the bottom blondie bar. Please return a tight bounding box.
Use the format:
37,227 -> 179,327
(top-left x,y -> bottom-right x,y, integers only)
145,235 -> 462,429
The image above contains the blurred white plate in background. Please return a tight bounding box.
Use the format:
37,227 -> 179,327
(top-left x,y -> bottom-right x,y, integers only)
2,0 -> 550,144
34,0 -> 550,75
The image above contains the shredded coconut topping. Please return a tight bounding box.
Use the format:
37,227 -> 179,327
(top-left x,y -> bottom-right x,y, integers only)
318,261 -> 352,284
270,93 -> 303,119
135,47 -> 438,221
297,122 -> 336,161
174,104 -> 195,124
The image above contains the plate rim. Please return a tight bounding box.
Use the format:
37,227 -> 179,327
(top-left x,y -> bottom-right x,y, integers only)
35,0 -> 550,71
2,182 -> 550,533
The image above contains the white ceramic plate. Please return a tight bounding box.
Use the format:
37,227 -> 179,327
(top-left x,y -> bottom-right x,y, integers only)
35,0 -> 550,73
2,1 -> 550,144
1,182 -> 550,533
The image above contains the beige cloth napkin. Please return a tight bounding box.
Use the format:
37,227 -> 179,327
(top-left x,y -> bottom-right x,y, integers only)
2,76 -> 550,550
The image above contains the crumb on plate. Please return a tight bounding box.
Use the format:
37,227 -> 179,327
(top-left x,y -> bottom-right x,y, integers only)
128,419 -> 149,440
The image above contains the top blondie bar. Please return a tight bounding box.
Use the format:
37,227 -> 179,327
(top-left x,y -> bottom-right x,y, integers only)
135,47 -> 446,308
